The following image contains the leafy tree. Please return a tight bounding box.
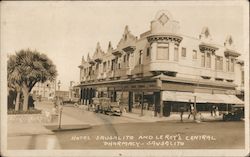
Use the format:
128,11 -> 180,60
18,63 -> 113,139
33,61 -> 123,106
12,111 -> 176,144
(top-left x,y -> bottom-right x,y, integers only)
7,49 -> 57,111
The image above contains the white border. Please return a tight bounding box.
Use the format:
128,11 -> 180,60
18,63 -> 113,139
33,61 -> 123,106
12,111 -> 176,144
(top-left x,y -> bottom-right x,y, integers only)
1,1 -> 249,157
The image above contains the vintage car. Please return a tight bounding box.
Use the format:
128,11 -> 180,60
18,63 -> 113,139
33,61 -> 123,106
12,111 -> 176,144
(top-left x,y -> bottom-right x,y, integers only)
92,97 -> 122,116
222,105 -> 244,121
107,103 -> 122,116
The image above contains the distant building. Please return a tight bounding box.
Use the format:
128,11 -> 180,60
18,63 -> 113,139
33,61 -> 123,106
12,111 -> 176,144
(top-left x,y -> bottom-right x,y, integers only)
77,10 -> 244,117
31,81 -> 56,100
55,90 -> 69,100
235,60 -> 244,100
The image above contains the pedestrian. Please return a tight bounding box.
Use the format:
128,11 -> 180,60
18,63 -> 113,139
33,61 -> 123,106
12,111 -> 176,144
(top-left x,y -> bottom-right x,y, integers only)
215,106 -> 219,116
188,104 -> 194,119
212,105 -> 216,117
180,106 -> 185,122
28,94 -> 35,110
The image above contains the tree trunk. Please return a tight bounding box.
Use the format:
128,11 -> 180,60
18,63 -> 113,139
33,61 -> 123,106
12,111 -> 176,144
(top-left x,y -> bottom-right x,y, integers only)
22,86 -> 29,111
15,91 -> 21,111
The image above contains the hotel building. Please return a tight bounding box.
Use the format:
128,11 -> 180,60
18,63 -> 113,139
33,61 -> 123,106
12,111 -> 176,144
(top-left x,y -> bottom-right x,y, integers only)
77,10 -> 244,117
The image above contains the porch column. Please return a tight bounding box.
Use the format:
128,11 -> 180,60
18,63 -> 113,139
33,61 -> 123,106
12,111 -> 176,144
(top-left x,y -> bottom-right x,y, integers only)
84,89 -> 87,105
160,90 -> 163,117
140,92 -> 144,116
153,94 -> 157,117
82,89 -> 85,105
128,91 -> 133,112
113,91 -> 117,102
86,88 -> 89,105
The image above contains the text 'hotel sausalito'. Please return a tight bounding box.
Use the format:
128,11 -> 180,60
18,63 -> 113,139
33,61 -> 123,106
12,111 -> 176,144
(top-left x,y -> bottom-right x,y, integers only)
76,10 -> 244,117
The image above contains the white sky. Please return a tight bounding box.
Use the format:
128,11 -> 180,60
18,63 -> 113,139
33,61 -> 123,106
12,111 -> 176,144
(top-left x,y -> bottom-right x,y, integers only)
1,1 -> 248,90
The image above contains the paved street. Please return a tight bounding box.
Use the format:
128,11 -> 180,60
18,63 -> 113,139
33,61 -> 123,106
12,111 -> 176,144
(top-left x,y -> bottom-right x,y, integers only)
8,102 -> 245,149
54,120 -> 244,149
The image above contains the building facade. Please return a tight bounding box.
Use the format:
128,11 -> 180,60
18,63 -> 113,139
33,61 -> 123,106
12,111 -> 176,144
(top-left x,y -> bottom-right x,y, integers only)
77,10 -> 244,117
31,81 -> 56,100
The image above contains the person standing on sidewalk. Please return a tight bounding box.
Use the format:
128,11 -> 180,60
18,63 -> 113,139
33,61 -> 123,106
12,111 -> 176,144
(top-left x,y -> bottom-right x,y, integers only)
188,104 -> 194,119
180,106 -> 185,122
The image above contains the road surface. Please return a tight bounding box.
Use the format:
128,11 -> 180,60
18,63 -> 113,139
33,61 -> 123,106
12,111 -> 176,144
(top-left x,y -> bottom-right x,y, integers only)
8,103 -> 245,149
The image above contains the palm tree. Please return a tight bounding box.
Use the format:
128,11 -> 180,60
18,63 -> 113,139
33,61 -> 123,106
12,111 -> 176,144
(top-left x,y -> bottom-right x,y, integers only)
7,49 -> 57,111
8,55 -> 22,111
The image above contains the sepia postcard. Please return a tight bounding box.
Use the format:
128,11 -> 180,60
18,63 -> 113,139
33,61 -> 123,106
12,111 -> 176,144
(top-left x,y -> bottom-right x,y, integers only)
1,1 -> 249,157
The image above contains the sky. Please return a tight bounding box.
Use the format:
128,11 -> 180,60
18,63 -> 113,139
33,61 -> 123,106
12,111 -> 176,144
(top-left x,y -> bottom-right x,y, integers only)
1,1 -> 248,90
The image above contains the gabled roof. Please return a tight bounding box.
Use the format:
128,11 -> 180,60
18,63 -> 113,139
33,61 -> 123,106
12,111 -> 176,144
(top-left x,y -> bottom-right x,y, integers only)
116,25 -> 137,50
92,42 -> 105,60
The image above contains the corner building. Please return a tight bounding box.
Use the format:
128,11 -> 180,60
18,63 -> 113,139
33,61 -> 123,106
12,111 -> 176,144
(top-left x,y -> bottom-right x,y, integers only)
77,10 -> 244,117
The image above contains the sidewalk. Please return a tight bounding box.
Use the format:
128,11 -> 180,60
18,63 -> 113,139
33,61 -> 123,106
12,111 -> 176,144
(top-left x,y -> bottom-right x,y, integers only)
122,110 -> 223,123
8,101 -> 91,136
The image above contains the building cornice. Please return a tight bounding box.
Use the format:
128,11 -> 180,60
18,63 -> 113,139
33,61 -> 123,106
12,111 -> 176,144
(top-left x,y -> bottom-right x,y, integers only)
199,42 -> 218,53
147,33 -> 183,45
224,49 -> 241,57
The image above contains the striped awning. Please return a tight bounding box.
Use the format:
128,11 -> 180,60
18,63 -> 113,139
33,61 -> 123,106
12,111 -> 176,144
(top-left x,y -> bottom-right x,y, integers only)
162,91 -> 244,105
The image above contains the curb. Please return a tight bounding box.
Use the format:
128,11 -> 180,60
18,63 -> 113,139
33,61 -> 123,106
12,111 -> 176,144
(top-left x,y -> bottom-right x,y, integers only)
44,124 -> 92,132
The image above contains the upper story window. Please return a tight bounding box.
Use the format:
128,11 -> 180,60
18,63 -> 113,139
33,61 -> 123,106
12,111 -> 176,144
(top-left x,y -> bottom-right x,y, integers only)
111,59 -> 115,70
230,58 -> 234,72
226,58 -> 230,72
123,55 -> 126,63
201,53 -> 205,67
84,68 -> 86,75
157,43 -> 169,60
88,67 -> 92,75
103,62 -> 107,72
192,50 -> 197,59
174,46 -> 179,61
146,47 -> 150,57
181,47 -> 186,57
96,63 -> 99,70
206,53 -> 211,68
241,70 -> 244,85
215,56 -> 223,71
139,50 -> 143,64
108,61 -> 110,69
127,54 -> 130,66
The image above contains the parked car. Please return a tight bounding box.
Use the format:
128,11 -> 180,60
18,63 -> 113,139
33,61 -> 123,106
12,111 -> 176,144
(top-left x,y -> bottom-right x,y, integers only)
92,97 -> 122,116
222,105 -> 244,121
107,103 -> 122,116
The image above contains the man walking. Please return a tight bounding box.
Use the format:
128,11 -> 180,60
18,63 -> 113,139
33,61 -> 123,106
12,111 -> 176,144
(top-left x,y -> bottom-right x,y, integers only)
180,106 -> 185,122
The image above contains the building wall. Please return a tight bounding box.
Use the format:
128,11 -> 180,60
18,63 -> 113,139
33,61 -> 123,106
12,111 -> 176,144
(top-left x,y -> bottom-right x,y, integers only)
78,10 -> 243,93
31,81 -> 56,100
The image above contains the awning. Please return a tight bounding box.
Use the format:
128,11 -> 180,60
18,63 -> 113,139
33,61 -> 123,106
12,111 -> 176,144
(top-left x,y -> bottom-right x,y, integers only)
195,93 -> 222,103
162,91 -> 194,102
162,91 -> 244,105
215,94 -> 244,105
